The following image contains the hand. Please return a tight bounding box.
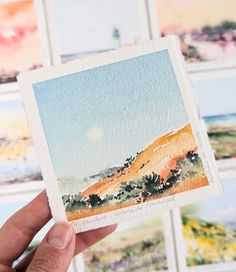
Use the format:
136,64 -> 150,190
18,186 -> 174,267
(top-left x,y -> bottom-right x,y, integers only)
0,191 -> 117,272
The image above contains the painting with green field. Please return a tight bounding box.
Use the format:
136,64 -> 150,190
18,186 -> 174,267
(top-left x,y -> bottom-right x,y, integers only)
193,73 -> 236,163
203,113 -> 236,160
84,216 -> 169,272
180,177 -> 236,267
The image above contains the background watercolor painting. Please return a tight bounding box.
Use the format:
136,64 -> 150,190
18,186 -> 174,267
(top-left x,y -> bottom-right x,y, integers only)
84,215 -> 168,272
0,94 -> 42,189
155,0 -> 236,63
0,0 -> 42,84
203,114 -> 236,160
181,177 -> 236,267
33,50 -> 208,221
52,0 -> 148,62
193,75 -> 236,161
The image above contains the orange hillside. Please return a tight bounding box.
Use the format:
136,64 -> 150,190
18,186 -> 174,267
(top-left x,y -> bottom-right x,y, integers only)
83,123 -> 202,198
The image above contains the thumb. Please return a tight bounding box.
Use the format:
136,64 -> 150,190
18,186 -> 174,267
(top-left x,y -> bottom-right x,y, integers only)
27,223 -> 75,272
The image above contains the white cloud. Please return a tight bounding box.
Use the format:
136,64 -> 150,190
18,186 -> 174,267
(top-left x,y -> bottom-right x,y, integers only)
87,127 -> 104,143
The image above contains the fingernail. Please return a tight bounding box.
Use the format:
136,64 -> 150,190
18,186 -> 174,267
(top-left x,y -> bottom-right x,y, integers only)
48,223 -> 73,249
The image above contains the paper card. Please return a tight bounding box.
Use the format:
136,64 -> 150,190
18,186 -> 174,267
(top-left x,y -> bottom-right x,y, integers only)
148,0 -> 236,71
173,176 -> 236,272
18,36 -> 221,233
0,0 -> 43,85
82,213 -> 177,272
190,69 -> 236,173
0,92 -> 43,196
46,0 -> 150,64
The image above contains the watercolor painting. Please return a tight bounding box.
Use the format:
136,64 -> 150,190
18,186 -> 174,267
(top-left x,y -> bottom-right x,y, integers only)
155,0 -> 236,63
52,0 -> 149,63
203,114 -> 236,160
0,94 -> 42,189
193,74 -> 236,161
0,0 -> 42,84
32,50 -> 209,221
180,177 -> 236,267
84,216 -> 168,271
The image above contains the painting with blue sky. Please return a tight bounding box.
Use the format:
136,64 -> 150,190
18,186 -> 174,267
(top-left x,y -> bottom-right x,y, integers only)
0,93 -> 42,190
193,75 -> 236,160
52,0 -> 149,62
32,49 -> 209,221
181,177 -> 236,266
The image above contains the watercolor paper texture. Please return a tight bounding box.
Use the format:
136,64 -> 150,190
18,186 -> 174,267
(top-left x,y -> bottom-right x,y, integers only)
173,177 -> 236,272
18,37 -> 221,232
0,93 -> 42,195
51,0 -> 149,63
0,0 -> 42,84
151,0 -> 236,68
83,214 -> 176,272
192,72 -> 236,170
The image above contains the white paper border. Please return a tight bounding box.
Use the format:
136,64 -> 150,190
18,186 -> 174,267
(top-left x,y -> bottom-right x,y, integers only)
34,0 -> 52,67
145,0 -> 160,40
41,0 -> 61,65
163,212 -> 178,272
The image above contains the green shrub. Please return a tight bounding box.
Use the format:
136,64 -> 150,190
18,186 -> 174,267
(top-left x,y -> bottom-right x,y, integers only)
89,194 -> 103,207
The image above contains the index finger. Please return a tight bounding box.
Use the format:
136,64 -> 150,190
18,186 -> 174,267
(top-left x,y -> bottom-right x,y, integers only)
0,191 -> 51,266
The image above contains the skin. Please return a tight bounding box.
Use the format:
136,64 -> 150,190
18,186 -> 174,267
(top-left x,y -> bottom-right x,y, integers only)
0,191 -> 117,272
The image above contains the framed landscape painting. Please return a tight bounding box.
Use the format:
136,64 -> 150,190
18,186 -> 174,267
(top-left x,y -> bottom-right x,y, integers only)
173,177 -> 236,272
0,0 -> 43,86
48,0 -> 150,63
83,214 -> 177,272
191,70 -> 236,173
0,92 -> 43,195
148,0 -> 236,70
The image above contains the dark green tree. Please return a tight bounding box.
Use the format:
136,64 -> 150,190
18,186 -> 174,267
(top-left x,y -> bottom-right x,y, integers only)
89,194 -> 103,207
186,151 -> 200,164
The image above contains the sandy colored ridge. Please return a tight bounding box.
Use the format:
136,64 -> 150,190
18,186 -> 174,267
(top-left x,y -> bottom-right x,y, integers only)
83,123 -> 204,197
67,123 -> 209,221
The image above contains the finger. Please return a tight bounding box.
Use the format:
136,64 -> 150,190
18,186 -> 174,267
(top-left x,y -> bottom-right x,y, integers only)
74,224 -> 117,255
27,223 -> 75,272
16,224 -> 117,271
0,191 -> 51,265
